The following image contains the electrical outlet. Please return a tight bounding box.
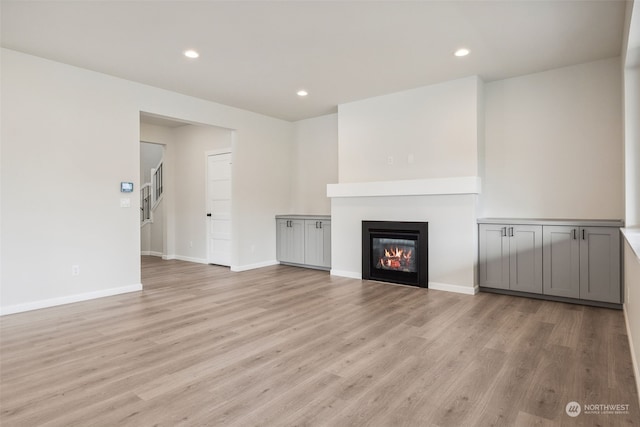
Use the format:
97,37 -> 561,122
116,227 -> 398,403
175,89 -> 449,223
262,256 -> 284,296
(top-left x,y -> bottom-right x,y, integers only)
71,265 -> 80,276
387,156 -> 394,165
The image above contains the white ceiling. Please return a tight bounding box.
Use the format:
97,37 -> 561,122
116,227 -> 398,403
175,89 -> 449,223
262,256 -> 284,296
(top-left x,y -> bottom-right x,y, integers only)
1,0 -> 629,122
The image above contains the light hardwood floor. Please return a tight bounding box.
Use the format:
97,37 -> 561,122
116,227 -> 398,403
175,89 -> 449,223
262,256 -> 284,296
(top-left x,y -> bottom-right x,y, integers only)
1,256 -> 638,426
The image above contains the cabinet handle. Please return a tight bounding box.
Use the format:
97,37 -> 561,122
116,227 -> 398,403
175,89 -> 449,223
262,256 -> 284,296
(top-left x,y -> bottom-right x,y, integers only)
501,227 -> 507,237
582,229 -> 585,240
508,227 -> 514,237
572,229 -> 577,240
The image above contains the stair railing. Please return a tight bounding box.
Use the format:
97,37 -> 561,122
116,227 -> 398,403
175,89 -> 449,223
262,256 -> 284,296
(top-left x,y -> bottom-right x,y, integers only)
151,159 -> 163,210
140,183 -> 152,226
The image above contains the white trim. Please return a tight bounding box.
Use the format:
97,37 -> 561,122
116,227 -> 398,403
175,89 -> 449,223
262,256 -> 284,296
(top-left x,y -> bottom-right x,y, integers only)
171,255 -> 208,264
162,254 -> 208,264
205,148 -> 232,157
231,260 -> 279,272
329,270 -> 479,295
327,176 -> 481,198
429,281 -> 479,295
624,304 -> 640,409
141,251 -> 163,257
621,227 -> 640,260
151,193 -> 163,212
0,284 -> 143,316
330,269 -> 362,279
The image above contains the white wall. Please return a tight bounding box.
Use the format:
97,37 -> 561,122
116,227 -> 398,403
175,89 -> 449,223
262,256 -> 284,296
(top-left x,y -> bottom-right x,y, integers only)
623,1 -> 640,402
1,48 -> 293,313
624,242 -> 640,400
338,76 -> 482,183
625,63 -> 640,227
290,114 -> 338,214
172,124 -> 232,263
1,50 -> 141,312
140,142 -> 163,184
483,58 -> 624,219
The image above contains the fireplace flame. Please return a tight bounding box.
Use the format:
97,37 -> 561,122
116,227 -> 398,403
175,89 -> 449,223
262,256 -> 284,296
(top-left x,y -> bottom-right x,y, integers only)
379,247 -> 413,270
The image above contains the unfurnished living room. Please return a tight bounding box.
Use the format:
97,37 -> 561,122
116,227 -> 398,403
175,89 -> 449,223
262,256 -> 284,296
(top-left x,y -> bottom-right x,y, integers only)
2,1 -> 640,426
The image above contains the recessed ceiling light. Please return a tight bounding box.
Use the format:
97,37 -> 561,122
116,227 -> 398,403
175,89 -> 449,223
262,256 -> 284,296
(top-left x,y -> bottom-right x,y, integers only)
454,48 -> 470,57
184,49 -> 199,59
297,90 -> 308,97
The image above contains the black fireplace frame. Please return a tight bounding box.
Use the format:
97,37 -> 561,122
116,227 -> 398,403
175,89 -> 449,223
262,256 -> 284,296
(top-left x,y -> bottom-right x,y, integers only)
362,221 -> 428,288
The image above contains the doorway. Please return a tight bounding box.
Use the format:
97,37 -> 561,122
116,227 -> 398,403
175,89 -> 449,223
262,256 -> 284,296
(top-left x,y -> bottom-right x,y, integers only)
207,151 -> 232,266
140,141 -> 165,257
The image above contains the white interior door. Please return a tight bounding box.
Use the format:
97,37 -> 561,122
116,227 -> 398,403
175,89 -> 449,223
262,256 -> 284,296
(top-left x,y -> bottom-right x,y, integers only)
207,152 -> 232,266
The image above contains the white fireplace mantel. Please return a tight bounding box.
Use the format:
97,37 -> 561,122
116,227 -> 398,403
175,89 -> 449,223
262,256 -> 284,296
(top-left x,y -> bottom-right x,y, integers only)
327,176 -> 481,198
328,175 -> 481,295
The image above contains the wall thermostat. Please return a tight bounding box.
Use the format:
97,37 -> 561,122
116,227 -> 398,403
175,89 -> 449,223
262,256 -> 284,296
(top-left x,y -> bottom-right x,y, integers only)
120,182 -> 134,193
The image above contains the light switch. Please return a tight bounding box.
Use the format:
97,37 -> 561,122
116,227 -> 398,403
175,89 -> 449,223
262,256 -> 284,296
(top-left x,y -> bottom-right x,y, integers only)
120,198 -> 131,208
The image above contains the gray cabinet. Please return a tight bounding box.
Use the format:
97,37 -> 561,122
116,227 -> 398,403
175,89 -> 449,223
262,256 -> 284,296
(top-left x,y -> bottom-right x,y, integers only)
479,219 -> 623,307
543,226 -> 620,303
542,226 -> 580,298
579,227 -> 620,303
276,219 -> 304,265
304,219 -> 331,268
478,224 -> 542,293
276,215 -> 331,270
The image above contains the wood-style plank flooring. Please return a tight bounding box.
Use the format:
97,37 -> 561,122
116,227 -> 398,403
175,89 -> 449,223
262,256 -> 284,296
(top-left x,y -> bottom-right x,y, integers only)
1,256 -> 638,426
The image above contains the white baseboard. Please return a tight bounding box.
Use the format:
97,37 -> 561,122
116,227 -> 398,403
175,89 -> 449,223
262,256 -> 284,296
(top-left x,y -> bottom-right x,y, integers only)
328,270 -> 478,296
163,255 -> 208,264
429,281 -> 479,295
141,251 -> 163,257
231,260 -> 279,272
624,304 -> 640,409
0,284 -> 143,316
330,269 -> 362,279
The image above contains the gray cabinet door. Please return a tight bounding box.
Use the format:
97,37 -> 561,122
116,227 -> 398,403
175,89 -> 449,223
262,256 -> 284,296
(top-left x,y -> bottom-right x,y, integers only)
509,225 -> 543,293
304,220 -> 331,268
479,224 -> 509,290
543,226 -> 580,298
276,219 -> 305,264
579,227 -> 621,303
321,221 -> 331,268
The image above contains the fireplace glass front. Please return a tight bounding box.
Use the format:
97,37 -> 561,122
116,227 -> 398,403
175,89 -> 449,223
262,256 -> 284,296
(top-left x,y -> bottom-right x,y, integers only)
362,221 -> 428,287
371,236 -> 417,273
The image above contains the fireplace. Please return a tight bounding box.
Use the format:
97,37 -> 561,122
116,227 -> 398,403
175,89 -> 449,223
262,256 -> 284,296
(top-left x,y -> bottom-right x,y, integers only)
362,221 -> 428,287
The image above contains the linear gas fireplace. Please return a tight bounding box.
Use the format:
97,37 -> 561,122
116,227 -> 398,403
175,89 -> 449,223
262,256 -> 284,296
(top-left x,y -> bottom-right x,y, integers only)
362,221 -> 428,288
